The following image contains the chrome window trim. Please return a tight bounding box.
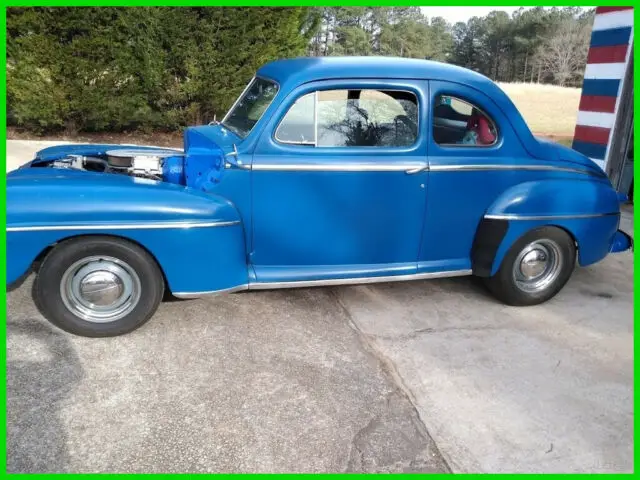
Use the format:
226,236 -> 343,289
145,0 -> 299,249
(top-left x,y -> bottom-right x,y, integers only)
6,220 -> 240,232
274,140 -> 315,146
314,89 -> 319,146
484,212 -> 619,221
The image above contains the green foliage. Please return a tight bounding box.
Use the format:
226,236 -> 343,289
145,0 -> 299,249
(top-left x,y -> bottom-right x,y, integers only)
7,7 -> 319,133
7,6 -> 593,135
310,6 -> 593,86
445,7 -> 594,84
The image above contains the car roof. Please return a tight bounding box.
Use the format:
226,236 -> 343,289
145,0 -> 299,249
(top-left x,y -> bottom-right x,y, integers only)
257,56 -> 496,90
254,56 -> 548,161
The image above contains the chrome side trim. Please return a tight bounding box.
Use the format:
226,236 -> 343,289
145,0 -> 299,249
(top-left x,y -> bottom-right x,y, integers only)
252,163 -> 427,172
173,284 -> 249,299
430,164 -> 604,177
225,161 -> 251,170
484,212 -> 620,221
6,220 -> 240,232
249,163 -> 602,176
170,269 -> 473,298
248,269 -> 472,290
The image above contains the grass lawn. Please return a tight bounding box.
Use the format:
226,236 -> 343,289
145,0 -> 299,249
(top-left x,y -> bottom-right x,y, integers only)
498,82 -> 580,142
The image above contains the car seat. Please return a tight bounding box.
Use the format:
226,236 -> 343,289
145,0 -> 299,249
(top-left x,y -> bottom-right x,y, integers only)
467,110 -> 496,145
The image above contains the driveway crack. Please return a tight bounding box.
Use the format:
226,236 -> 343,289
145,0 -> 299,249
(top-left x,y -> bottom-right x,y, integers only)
374,324 -> 510,341
330,288 -> 452,473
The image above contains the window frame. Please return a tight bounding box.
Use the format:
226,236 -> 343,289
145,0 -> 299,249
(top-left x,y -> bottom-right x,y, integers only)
432,93 -> 500,149
273,87 -> 421,149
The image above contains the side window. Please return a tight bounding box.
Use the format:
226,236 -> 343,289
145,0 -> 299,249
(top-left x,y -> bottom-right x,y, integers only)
275,89 -> 418,148
274,93 -> 316,145
433,95 -> 498,147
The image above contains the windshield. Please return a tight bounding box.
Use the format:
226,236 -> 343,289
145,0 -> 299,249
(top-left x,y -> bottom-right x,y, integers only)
222,77 -> 279,138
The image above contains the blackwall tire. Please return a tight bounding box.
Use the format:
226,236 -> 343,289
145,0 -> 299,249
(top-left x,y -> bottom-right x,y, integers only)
34,236 -> 164,337
484,226 -> 576,306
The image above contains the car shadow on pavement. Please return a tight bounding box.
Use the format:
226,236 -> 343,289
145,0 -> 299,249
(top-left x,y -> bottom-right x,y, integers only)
7,319 -> 83,473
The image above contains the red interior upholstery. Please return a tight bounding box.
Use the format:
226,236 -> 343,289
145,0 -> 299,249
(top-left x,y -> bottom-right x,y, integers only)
466,112 -> 496,145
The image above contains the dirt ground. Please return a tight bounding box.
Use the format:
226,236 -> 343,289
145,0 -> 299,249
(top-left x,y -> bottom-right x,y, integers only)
7,127 -> 183,149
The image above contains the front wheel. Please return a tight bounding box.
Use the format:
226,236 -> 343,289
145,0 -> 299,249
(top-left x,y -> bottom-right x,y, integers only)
484,226 -> 576,306
34,236 -> 164,337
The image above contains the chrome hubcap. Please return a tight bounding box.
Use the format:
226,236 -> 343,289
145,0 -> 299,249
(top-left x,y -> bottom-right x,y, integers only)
513,240 -> 562,293
79,270 -> 125,306
60,256 -> 141,323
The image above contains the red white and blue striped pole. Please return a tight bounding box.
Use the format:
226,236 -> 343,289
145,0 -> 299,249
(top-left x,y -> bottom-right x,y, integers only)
572,6 -> 634,171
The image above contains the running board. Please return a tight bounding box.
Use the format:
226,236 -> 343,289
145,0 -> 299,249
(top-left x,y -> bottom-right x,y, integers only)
173,269 -> 472,299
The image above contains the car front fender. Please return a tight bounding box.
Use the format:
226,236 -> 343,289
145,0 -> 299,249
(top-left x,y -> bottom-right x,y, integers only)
7,169 -> 249,294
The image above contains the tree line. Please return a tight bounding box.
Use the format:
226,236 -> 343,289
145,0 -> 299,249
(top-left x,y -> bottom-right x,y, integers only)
7,7 -> 593,134
308,7 -> 594,86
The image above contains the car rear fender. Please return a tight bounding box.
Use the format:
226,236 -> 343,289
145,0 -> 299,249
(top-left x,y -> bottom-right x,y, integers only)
472,179 -> 621,276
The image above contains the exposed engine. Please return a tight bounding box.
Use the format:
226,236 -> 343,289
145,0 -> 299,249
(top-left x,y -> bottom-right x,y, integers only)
51,149 -> 180,181
31,126 -> 227,192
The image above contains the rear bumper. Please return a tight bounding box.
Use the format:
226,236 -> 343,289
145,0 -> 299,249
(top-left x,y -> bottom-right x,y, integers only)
610,229 -> 633,253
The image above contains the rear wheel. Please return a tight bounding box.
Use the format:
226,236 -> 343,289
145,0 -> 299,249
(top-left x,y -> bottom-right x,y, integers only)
484,226 -> 576,306
34,236 -> 164,337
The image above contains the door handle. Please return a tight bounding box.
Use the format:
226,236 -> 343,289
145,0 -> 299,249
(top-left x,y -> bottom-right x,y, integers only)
225,161 -> 251,170
405,165 -> 428,174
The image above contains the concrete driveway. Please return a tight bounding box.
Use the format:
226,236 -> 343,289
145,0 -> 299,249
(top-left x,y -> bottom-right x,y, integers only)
6,140 -> 634,473
6,140 -> 72,171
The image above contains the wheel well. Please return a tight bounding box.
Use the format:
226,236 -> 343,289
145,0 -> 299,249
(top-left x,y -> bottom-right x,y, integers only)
471,217 -> 509,277
549,224 -> 579,249
33,234 -> 171,292
546,224 -> 580,265
472,220 -> 579,277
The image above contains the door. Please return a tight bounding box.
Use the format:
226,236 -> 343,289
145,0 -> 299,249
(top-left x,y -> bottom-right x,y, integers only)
250,79 -> 430,283
419,80 -> 537,273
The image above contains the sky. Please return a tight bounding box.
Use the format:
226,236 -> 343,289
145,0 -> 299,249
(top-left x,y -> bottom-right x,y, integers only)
420,7 -> 525,24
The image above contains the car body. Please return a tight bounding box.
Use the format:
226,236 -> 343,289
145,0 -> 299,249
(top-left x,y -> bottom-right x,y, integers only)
6,57 -> 632,336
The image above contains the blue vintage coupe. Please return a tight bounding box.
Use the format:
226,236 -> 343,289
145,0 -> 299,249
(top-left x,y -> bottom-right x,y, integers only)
7,57 -> 632,337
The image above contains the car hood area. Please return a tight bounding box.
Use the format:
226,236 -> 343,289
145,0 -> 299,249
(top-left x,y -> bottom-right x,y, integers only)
15,125 -> 243,193
7,166 -> 240,227
28,143 -> 182,165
